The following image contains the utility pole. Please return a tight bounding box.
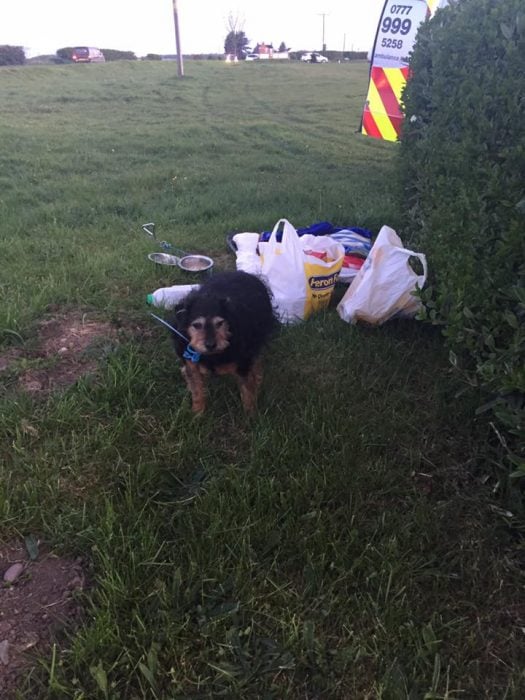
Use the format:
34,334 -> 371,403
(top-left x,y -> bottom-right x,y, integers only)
318,13 -> 328,53
172,0 -> 184,77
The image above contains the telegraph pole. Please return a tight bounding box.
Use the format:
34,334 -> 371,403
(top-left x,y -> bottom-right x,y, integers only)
172,0 -> 184,77
318,13 -> 328,52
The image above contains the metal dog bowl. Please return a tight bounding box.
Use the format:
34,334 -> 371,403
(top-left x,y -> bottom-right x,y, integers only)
148,252 -> 181,266
143,223 -> 213,272
178,254 -> 214,272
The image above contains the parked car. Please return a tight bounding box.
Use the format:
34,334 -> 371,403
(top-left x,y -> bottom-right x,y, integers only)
245,53 -> 259,62
71,47 -> 105,63
300,52 -> 328,63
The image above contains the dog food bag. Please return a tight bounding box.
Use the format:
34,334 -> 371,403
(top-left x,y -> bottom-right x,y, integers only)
260,219 -> 344,323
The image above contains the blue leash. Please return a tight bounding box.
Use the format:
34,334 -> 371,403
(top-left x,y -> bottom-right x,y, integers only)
149,313 -> 202,363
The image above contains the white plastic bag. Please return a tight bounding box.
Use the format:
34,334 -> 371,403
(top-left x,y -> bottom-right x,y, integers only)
260,219 -> 344,323
337,225 -> 427,324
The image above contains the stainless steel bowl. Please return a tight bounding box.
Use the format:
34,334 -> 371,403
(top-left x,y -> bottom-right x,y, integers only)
148,252 -> 181,266
178,255 -> 214,272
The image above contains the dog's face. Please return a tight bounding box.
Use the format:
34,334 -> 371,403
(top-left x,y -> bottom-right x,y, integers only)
178,295 -> 232,355
187,315 -> 231,355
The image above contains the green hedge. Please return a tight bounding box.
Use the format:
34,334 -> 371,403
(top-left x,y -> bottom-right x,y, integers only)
399,0 -> 524,478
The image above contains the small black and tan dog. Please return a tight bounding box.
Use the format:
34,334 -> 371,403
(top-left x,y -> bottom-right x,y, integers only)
171,271 -> 276,414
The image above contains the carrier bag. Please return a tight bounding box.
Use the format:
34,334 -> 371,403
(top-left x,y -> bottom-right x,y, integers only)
337,225 -> 427,324
260,218 -> 344,323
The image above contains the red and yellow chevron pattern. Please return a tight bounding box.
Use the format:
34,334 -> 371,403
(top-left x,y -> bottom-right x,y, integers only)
361,65 -> 410,142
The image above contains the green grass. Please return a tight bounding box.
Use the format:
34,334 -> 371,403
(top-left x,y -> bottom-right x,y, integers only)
1,60 -> 523,698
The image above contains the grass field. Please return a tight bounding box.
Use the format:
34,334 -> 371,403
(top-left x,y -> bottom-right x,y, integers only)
0,60 -> 523,698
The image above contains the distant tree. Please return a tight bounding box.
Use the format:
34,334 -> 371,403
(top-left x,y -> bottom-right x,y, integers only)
56,47 -> 74,62
0,45 -> 26,66
224,31 -> 249,58
224,12 -> 249,58
144,53 -> 162,61
278,42 -> 288,53
101,49 -> 137,61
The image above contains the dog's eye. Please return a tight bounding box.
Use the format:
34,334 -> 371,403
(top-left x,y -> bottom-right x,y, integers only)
214,320 -> 224,329
191,321 -> 203,330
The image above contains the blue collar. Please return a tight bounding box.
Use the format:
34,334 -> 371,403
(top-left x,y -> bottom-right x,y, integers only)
149,312 -> 202,363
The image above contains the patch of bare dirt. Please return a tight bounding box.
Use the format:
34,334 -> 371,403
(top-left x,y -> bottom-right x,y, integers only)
0,312 -> 118,395
0,541 -> 86,698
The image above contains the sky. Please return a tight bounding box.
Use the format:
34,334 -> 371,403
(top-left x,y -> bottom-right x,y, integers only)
0,0 -> 386,58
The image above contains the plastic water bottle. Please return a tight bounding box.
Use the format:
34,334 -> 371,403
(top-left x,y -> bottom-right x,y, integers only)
146,285 -> 199,309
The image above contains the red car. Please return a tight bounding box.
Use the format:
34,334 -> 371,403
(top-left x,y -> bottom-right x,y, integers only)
71,47 -> 105,63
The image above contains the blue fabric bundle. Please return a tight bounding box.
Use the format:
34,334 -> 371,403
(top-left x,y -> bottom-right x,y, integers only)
330,229 -> 372,258
259,221 -> 373,258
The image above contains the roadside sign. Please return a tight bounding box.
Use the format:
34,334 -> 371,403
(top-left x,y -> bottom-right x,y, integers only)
361,1 -> 448,141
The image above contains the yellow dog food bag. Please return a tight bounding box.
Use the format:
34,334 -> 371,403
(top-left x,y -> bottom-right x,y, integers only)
260,219 -> 344,323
